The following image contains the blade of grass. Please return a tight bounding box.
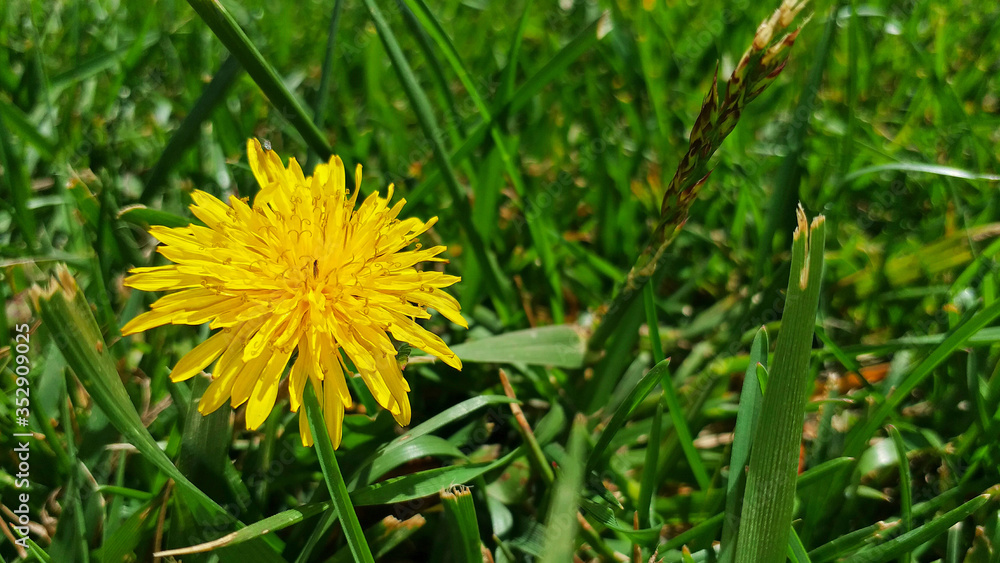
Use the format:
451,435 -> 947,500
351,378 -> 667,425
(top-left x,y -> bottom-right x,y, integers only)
408,14 -> 604,205
154,501 -> 331,556
719,327 -> 768,563
0,110 -> 37,250
846,492 -> 991,562
539,415 -> 588,563
303,383 -> 374,563
185,0 -> 333,159
736,209 -> 826,563
586,357 -> 670,475
361,0 -> 510,304
788,528 -> 812,563
440,485 -> 482,563
844,296 -> 1000,457
886,425 -> 913,538
0,96 -> 56,160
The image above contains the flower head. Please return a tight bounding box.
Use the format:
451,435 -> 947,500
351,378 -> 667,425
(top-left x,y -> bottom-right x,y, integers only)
122,139 -> 466,447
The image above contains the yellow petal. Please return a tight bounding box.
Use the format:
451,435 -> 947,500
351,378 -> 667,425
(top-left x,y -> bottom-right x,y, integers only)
245,346 -> 293,430
324,375 -> 345,448
230,350 -> 272,408
170,329 -> 234,382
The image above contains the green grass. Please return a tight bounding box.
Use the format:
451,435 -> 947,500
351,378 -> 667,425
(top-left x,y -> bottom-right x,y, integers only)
3,0 -> 1000,561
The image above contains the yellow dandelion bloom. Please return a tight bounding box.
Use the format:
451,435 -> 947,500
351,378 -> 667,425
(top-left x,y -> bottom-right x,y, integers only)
122,139 -> 467,448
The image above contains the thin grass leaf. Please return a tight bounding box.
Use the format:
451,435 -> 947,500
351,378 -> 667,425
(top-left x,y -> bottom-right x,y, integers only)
845,492 -> 991,562
840,162 -> 1000,185
361,0 -> 509,303
185,0 -> 333,159
788,528 -> 812,563
737,209 -> 826,563
154,502 -> 331,556
0,111 -> 37,250
440,485 -> 482,563
586,357 -> 670,474
440,325 -> 586,368
351,449 -> 517,507
887,425 -> 913,535
118,205 -> 191,229
409,14 -> 605,204
303,384 -> 374,563
30,266 -> 234,523
844,297 -> 1000,457
719,327 -> 768,563
0,97 -> 56,160
539,415 -> 588,563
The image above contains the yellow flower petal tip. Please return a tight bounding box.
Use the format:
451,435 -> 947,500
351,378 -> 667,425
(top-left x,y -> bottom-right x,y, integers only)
122,139 -> 467,447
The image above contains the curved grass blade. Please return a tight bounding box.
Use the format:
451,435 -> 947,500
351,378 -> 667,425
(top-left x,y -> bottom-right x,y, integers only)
844,297 -> 1000,457
846,493 -> 991,562
719,327 -> 768,563
185,0 -> 332,159
154,502 -> 331,557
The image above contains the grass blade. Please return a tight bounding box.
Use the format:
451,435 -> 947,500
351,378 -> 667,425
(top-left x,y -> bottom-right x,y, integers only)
440,485 -> 482,563
845,492 -> 991,562
586,357 -> 670,474
361,0 -> 509,303
185,0 -> 333,159
30,266 -> 233,522
737,209 -> 826,563
844,296 -> 1000,457
540,415 -> 588,563
154,502 -> 330,556
719,327 -> 769,563
303,384 -> 375,563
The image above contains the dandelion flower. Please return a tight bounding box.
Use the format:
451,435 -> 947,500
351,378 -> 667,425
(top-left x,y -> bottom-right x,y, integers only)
122,139 -> 466,447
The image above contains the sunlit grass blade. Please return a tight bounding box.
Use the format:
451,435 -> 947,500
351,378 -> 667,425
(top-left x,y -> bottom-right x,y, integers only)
361,0 -> 510,304
154,501 -> 331,557
185,0 -> 333,158
847,491 -> 992,562
303,383 -> 374,563
737,209 -> 826,563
